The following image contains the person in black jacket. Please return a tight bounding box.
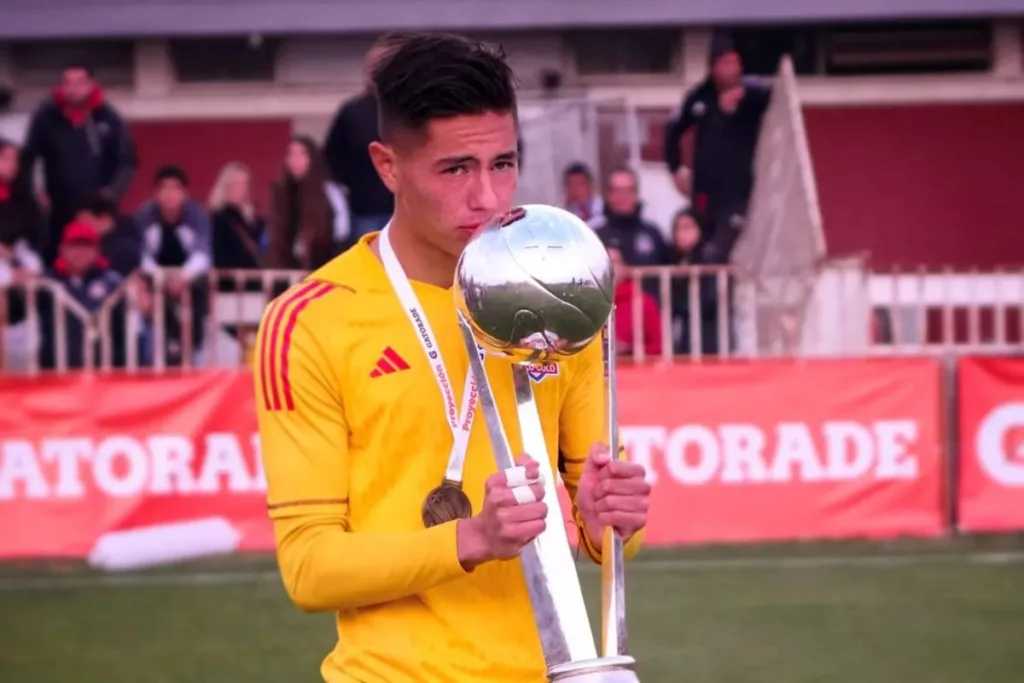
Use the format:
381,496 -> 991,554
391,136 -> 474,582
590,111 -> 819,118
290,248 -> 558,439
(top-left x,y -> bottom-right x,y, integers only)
17,62 -> 137,266
590,167 -> 672,268
323,38 -> 399,239
0,137 -> 45,335
662,31 -> 771,263
73,194 -> 141,278
666,209 -> 724,356
208,161 -> 267,280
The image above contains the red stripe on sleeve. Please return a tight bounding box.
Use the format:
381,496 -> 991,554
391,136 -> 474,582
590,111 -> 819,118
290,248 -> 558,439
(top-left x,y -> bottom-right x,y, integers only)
279,282 -> 334,411
257,297 -> 284,411
266,281 -> 322,412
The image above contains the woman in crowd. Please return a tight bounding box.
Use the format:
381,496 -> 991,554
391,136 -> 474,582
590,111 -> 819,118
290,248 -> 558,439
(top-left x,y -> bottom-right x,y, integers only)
207,161 -> 269,365
668,208 -> 724,356
209,161 -> 266,277
267,136 -> 350,273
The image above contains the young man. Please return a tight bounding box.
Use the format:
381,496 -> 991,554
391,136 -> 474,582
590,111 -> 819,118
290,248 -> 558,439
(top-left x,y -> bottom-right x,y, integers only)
17,62 -> 136,265
74,194 -> 141,277
562,161 -> 603,224
254,33 -> 651,683
134,165 -> 211,366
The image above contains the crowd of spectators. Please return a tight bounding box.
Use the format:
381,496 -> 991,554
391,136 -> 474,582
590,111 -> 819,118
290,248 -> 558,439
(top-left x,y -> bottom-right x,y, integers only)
0,29 -> 769,370
566,30 -> 770,357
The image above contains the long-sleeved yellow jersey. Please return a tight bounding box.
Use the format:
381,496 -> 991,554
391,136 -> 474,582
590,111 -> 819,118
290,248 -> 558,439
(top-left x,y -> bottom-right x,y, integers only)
254,232 -> 642,683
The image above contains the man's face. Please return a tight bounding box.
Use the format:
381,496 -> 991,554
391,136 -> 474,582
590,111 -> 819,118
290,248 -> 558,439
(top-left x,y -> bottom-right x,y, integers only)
605,171 -> 639,216
0,145 -> 17,184
712,52 -> 743,90
62,242 -> 99,272
373,111 -> 519,258
564,172 -> 592,206
155,179 -> 187,217
60,68 -> 95,106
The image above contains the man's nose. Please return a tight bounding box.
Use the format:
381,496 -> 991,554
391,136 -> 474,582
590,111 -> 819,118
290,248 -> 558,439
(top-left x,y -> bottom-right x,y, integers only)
468,172 -> 498,212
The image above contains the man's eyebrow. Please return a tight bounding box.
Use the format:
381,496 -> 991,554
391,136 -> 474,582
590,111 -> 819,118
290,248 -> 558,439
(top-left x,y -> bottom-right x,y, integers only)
436,155 -> 477,167
435,150 -> 519,167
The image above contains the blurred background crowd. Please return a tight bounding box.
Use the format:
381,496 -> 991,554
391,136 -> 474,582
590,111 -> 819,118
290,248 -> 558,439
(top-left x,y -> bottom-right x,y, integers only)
0,29 -> 769,369
1,11 -> 1022,371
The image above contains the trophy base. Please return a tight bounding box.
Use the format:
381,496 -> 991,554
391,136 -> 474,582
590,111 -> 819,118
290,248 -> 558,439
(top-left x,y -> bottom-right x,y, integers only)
547,656 -> 640,683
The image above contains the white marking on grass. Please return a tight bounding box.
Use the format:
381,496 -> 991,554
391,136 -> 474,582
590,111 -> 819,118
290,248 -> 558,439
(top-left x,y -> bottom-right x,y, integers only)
1,551 -> 1021,592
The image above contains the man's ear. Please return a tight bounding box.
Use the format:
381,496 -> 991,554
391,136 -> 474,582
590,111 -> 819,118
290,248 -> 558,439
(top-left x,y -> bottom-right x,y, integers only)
368,141 -> 399,194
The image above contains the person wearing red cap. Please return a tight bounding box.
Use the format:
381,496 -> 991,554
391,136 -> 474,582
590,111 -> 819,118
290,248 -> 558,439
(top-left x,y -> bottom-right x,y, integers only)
36,218 -> 127,370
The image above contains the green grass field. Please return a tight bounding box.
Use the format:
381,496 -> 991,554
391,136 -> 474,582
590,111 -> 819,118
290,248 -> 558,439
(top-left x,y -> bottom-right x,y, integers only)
1,535 -> 1023,683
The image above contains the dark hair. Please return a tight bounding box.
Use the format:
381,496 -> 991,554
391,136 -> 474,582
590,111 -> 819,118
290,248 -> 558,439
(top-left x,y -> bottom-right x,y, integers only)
78,194 -> 118,218
604,165 -> 638,190
371,32 -> 518,141
671,208 -> 703,233
154,164 -> 189,187
0,136 -> 14,154
563,162 -> 593,182
62,62 -> 95,78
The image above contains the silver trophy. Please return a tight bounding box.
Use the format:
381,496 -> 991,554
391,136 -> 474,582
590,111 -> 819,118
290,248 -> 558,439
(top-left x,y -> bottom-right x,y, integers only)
454,205 -> 639,683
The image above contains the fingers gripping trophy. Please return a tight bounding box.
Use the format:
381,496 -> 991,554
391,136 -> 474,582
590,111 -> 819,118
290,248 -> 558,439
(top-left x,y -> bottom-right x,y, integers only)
454,204 -> 640,683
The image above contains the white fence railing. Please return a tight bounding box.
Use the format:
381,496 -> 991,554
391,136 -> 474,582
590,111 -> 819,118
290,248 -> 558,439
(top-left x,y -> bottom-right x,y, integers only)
2,265 -> 1022,376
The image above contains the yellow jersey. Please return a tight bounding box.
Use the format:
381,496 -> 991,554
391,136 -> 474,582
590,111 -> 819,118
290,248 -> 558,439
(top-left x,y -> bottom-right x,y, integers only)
254,232 -> 643,683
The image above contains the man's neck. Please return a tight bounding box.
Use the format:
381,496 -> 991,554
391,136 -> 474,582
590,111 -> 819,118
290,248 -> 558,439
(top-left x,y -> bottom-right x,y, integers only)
376,214 -> 458,289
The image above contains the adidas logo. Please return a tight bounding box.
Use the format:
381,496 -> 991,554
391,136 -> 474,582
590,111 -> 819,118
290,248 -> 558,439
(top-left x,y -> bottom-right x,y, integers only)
370,347 -> 411,378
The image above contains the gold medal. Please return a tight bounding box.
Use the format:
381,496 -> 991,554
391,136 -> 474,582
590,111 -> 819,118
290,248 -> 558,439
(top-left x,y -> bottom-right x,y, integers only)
421,479 -> 473,528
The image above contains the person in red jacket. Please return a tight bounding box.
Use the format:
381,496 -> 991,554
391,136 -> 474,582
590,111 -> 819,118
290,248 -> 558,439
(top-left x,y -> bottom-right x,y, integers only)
608,246 -> 663,357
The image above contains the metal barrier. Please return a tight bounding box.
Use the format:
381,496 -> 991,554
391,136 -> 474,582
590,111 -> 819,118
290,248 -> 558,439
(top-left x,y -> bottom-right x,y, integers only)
869,267 -> 1024,354
0,268 -> 307,375
2,265 -> 1023,375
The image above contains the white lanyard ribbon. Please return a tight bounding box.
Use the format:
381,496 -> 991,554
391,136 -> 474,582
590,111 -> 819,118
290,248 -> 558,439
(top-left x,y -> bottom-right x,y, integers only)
379,225 -> 478,483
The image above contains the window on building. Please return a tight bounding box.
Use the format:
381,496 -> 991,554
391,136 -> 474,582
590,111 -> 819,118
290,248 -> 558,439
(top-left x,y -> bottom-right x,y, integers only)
730,26 -> 820,76
169,37 -> 280,84
567,28 -> 681,77
822,21 -> 993,75
9,40 -> 136,89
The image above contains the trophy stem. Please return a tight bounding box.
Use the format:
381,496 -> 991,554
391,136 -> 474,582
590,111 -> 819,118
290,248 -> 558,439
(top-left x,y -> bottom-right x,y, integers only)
457,313 -> 598,669
601,311 -> 629,658
511,367 -> 597,661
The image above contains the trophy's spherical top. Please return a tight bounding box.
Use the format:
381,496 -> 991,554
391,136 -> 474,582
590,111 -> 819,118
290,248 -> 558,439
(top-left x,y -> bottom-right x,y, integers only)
454,204 -> 614,363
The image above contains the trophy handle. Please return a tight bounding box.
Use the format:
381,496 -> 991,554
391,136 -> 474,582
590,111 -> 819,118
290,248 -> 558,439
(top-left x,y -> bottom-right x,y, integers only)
457,312 -> 597,668
601,309 -> 629,658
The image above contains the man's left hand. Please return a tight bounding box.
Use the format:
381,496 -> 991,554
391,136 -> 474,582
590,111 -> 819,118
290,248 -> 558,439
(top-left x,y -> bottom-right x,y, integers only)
576,443 -> 650,552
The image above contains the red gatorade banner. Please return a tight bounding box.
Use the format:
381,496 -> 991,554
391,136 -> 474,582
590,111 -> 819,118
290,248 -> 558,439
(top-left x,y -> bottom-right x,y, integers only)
0,359 -> 944,561
957,357 -> 1024,532
604,358 -> 945,544
0,371 -> 271,562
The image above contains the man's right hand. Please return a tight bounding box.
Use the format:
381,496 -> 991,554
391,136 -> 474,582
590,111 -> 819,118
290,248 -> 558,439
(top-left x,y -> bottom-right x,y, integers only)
456,454 -> 547,571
